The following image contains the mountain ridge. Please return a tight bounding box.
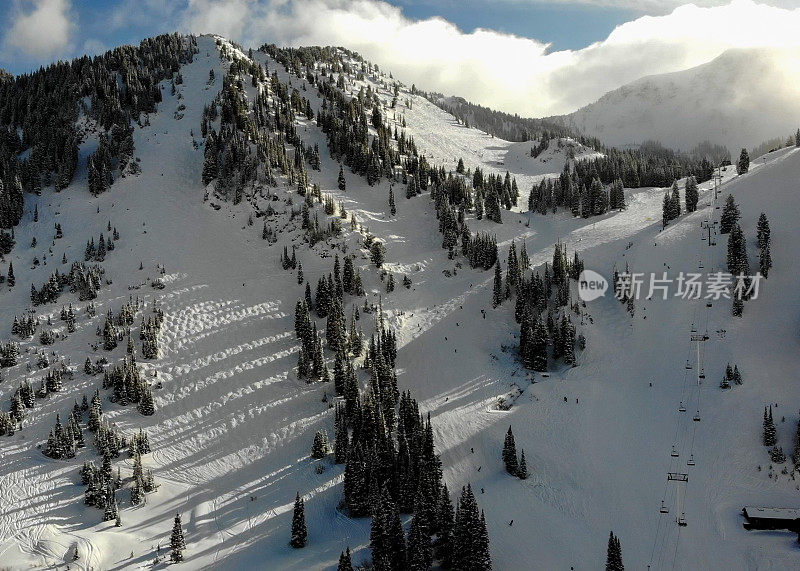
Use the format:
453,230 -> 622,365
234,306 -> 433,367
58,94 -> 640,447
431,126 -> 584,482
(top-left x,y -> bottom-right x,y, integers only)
551,46 -> 800,152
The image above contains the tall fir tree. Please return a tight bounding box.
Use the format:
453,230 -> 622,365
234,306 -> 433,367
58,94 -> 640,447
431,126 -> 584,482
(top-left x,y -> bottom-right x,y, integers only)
518,449 -> 528,479
763,406 -> 777,447
338,547 -> 354,571
170,513 -> 186,563
720,195 -> 740,234
605,531 -> 624,571
291,492 -> 308,548
492,262 -> 503,308
406,513 -> 433,571
502,426 -> 519,476
756,212 -> 772,278
737,148 -> 750,175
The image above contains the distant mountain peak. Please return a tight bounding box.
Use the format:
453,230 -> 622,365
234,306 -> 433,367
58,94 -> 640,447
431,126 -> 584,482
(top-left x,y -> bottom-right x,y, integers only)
557,46 -> 800,152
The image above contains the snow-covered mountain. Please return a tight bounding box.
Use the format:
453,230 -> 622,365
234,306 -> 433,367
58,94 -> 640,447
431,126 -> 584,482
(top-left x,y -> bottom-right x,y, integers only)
556,47 -> 800,153
1,34 -> 800,571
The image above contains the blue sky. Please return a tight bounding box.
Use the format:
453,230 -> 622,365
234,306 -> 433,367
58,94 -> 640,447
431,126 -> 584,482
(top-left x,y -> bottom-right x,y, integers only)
2,1 -> 799,117
387,1 -> 640,51
0,0 -> 644,75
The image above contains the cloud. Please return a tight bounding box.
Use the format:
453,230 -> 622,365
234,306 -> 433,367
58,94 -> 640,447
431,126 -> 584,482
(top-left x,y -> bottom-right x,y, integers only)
3,0 -> 75,60
5,0 -> 800,117
176,0 -> 800,116
505,0 -> 800,11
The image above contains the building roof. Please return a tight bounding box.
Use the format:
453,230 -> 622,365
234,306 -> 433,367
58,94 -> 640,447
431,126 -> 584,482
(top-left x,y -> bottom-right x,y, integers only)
743,506 -> 800,520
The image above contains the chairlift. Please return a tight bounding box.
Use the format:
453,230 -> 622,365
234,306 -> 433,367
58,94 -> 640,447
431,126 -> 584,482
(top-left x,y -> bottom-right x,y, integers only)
679,402 -> 687,413
660,501 -> 670,514
671,445 -> 679,458
693,411 -> 701,422
687,454 -> 695,467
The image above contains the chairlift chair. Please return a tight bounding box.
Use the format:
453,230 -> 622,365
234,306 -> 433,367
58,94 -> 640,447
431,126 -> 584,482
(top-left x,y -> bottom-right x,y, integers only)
679,402 -> 686,413
687,454 -> 695,467
699,368 -> 705,380
660,501 -> 670,514
685,360 -> 692,370
671,446 -> 679,458
677,514 -> 688,527
693,411 -> 701,422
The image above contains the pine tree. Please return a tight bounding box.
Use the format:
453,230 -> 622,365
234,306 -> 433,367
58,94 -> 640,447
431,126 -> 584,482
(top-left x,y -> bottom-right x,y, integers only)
453,485 -> 491,570
757,212 -> 772,278
518,449 -> 528,479
291,492 -> 308,548
726,223 -> 748,277
370,241 -> 385,268
338,547 -> 354,571
7,261 -> 14,287
685,176 -> 699,213
662,192 -> 671,229
763,406 -> 777,447
371,487 -> 406,569
311,431 -> 329,459
605,531 -> 624,571
720,195 -> 740,234
407,513 -> 432,571
435,484 -> 455,567
670,180 -> 681,219
492,262 -> 503,308
531,316 -> 549,372
737,148 -> 750,175
170,513 -> 186,562
502,426 -> 518,476
338,164 -> 346,191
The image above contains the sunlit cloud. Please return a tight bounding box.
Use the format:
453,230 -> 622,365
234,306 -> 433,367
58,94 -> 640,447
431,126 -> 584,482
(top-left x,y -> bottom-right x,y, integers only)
3,0 -> 75,60
179,0 -> 800,116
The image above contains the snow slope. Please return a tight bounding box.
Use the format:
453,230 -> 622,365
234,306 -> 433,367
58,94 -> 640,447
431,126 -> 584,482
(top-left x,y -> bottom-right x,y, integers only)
1,35 -> 800,570
557,47 -> 800,153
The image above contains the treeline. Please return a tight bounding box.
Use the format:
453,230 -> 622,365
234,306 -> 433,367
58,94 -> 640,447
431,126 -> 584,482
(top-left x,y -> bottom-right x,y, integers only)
0,34 -> 197,227
425,93 -> 571,143
577,140 -> 715,189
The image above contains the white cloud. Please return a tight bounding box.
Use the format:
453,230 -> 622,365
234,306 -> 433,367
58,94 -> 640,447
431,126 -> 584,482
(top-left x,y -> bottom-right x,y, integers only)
6,0 -> 800,117
3,0 -> 75,60
507,0 -> 800,11
176,0 -> 800,116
